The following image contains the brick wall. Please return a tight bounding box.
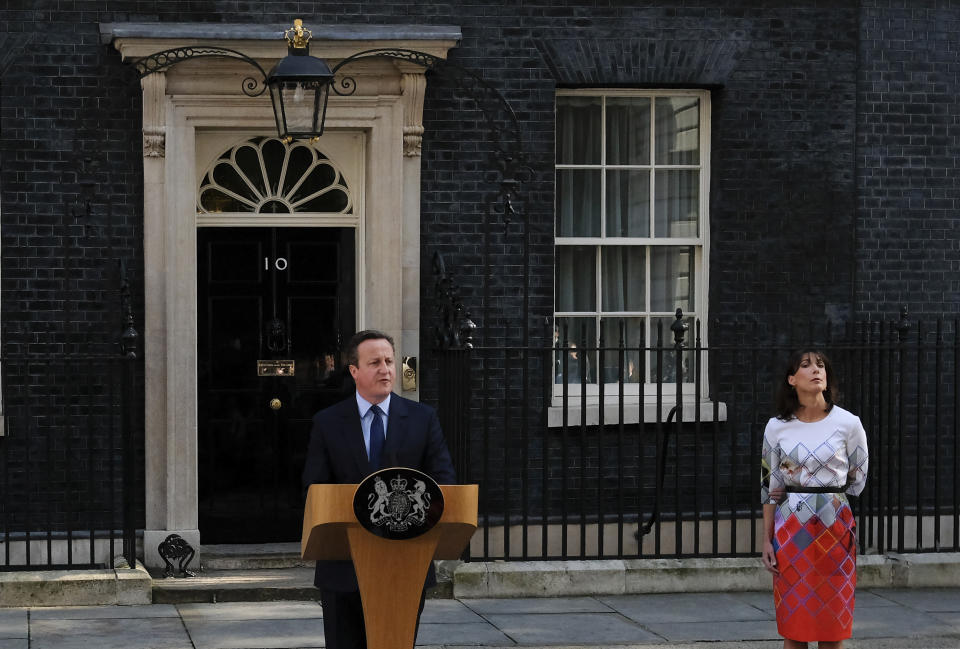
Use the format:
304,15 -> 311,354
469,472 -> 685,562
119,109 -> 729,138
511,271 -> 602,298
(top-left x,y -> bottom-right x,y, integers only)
1,1 -> 958,545
857,0 -> 960,319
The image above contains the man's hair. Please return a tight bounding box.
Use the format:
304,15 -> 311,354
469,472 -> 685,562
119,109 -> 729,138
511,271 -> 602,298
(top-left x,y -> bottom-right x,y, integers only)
346,329 -> 395,367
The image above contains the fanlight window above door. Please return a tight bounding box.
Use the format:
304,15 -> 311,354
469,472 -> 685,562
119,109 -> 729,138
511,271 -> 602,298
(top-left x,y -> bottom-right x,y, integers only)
198,137 -> 352,214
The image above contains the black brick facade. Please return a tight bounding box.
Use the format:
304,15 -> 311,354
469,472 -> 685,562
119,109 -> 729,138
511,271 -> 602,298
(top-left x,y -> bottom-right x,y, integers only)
1,1 -> 958,547
857,0 -> 960,319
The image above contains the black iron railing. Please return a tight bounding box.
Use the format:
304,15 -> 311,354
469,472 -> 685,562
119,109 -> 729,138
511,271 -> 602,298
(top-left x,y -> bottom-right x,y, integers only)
0,352 -> 139,570
437,311 -> 960,560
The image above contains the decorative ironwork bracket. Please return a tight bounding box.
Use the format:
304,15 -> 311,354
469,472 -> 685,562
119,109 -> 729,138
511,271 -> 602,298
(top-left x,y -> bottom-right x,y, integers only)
157,533 -> 197,578
432,251 -> 476,351
119,259 -> 139,360
671,308 -> 689,348
134,46 -> 268,96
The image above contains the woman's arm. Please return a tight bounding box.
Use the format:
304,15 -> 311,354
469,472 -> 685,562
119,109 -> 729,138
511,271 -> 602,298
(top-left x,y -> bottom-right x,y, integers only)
761,503 -> 778,574
760,421 -> 782,574
845,415 -> 869,496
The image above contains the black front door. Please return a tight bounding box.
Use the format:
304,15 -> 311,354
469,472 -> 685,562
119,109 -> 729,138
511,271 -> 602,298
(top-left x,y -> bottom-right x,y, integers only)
198,227 -> 355,544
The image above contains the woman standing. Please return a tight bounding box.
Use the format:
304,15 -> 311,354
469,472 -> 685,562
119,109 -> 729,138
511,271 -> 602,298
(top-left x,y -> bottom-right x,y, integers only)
760,350 -> 869,649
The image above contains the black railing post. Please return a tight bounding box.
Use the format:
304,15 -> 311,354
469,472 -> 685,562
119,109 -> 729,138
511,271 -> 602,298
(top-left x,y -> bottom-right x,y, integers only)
896,306 -> 909,551
119,260 -> 139,569
934,318 -> 943,549
431,252 -> 476,486
671,309 -> 687,555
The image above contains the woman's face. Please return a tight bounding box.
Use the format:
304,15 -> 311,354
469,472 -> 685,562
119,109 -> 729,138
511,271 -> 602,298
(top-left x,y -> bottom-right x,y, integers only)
787,352 -> 826,394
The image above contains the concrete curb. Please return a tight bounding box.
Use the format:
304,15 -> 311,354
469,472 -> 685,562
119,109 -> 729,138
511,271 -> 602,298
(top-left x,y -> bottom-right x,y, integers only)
452,552 -> 960,598
0,562 -> 152,607
3,552 -> 960,606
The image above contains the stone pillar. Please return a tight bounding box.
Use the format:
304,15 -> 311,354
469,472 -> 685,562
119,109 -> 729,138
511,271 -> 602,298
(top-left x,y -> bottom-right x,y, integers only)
141,72 -> 201,570
400,70 -> 427,400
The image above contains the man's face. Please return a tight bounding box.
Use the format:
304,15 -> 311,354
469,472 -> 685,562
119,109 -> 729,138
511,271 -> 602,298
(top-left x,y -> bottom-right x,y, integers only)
349,338 -> 396,404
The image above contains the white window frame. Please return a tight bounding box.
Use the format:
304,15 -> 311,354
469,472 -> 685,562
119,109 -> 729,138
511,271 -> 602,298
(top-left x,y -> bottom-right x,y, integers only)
552,89 -> 712,412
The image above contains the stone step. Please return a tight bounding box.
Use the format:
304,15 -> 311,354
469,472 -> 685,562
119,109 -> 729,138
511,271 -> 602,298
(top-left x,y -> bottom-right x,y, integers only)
152,566 -> 453,604
198,543 -> 310,570
152,544 -> 457,603
152,567 -> 320,604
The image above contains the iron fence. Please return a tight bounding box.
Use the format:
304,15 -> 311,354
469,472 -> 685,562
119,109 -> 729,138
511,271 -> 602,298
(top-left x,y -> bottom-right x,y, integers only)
0,254 -> 140,571
0,350 -> 139,570
438,310 -> 960,560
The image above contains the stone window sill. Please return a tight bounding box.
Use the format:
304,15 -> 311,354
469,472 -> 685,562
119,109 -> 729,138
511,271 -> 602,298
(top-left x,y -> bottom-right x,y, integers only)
547,399 -> 727,428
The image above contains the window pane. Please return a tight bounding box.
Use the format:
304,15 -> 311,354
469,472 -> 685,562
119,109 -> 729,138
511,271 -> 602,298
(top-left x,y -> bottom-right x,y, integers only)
655,97 -> 700,165
555,246 -> 596,312
557,170 -> 601,236
650,246 -> 695,312
606,97 -> 650,165
605,170 -> 650,237
554,317 -> 596,384
601,246 -> 645,311
600,317 -> 645,384
654,170 -> 699,237
650,316 -> 695,382
557,96 -> 601,164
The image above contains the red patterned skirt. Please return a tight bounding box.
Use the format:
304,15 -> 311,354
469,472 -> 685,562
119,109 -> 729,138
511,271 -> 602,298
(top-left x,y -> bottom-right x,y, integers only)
772,503 -> 857,642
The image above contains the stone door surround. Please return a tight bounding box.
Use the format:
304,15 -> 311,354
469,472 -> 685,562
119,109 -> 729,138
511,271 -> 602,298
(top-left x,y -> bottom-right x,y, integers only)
102,22 -> 459,568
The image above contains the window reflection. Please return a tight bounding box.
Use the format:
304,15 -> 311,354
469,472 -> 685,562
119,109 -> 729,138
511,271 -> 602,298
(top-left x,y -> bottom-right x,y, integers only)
554,319 -> 596,385
557,96 -> 602,164
556,170 -> 602,237
655,97 -> 699,165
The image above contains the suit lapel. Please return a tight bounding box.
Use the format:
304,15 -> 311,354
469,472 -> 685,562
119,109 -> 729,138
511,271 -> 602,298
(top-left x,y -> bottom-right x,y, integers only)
382,394 -> 408,467
338,399 -> 371,478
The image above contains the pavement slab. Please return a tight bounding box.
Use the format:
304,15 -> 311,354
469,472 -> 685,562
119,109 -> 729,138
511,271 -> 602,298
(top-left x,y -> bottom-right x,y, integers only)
183,617 -> 326,649
460,597 -> 612,616
598,592 -> 773,623
0,641 -> 27,649
483,612 -> 662,645
870,587 -> 960,612
28,604 -> 179,619
851,589 -> 903,608
853,604 -> 959,639
928,611 -> 960,633
846,639 -> 960,649
644,619 -> 779,642
416,621 -> 515,646
0,610 -> 26,639
727,590 -> 776,612
29,617 -> 192,649
420,599 -> 488,624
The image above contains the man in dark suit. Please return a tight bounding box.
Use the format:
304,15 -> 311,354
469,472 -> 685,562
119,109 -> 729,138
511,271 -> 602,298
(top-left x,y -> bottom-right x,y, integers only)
301,329 -> 456,649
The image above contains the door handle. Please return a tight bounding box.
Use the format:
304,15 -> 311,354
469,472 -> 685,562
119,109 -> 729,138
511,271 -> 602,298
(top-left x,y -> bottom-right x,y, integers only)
269,398 -> 282,410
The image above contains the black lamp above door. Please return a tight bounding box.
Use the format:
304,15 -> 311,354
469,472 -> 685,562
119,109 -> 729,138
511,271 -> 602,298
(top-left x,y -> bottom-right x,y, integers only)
266,19 -> 335,142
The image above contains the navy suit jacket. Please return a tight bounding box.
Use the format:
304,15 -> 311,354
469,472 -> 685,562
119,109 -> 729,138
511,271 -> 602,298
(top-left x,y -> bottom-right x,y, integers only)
301,393 -> 456,591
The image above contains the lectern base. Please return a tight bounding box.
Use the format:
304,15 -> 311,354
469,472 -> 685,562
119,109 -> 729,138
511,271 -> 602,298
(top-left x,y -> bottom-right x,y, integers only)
348,525 -> 441,649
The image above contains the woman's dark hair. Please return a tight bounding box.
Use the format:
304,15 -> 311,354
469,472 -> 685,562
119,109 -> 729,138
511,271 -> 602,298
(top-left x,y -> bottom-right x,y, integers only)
774,349 -> 838,421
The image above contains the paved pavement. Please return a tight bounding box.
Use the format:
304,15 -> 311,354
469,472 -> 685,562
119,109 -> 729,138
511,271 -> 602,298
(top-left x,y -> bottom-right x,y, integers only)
1,588 -> 959,648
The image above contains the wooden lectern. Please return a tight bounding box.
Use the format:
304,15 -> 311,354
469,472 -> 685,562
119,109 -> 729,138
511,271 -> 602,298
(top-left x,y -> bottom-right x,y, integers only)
302,483 -> 478,649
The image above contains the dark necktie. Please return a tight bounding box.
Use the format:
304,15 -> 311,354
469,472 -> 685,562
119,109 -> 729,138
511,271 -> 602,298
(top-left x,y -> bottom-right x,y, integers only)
368,404 -> 385,470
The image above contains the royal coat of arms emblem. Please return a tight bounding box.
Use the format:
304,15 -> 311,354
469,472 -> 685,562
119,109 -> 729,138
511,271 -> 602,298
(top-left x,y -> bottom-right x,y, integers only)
353,467 -> 445,540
